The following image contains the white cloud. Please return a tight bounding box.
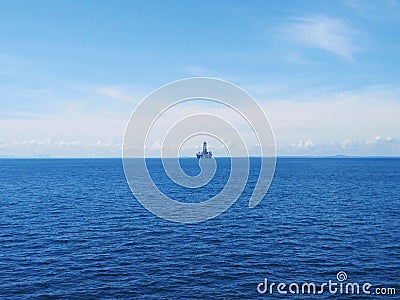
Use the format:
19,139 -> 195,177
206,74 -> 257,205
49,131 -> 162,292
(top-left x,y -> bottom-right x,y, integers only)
94,86 -> 137,103
0,82 -> 141,157
58,140 -> 81,147
149,140 -> 162,151
185,65 -> 212,76
281,136 -> 400,156
262,85 -> 400,148
366,135 -> 394,145
346,0 -> 400,22
291,140 -> 314,148
283,16 -> 357,60
0,137 -> 121,157
184,65 -> 237,82
1,81 -> 399,157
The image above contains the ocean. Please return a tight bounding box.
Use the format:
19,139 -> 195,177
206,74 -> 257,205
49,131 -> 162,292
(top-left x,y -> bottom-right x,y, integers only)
0,158 -> 399,299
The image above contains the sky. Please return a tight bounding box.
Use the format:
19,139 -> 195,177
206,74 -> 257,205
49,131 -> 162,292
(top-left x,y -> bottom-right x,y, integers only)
1,0 -> 400,157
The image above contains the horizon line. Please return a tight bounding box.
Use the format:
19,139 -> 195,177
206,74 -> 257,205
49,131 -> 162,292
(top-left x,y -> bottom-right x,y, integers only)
0,155 -> 399,159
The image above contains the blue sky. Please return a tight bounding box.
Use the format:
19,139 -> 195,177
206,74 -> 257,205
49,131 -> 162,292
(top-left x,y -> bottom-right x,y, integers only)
1,0 -> 400,157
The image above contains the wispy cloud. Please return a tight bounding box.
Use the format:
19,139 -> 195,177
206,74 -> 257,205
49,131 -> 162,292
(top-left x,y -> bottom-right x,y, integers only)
291,140 -> 314,149
281,136 -> 400,156
0,82 -> 143,157
283,16 -> 357,60
185,65 -> 213,76
2,76 -> 400,157
262,85 -> 400,154
93,86 -> 138,104
346,0 -> 400,23
0,137 -> 121,158
184,65 -> 237,82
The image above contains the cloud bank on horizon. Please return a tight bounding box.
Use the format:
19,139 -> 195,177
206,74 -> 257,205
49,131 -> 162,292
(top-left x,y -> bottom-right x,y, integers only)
0,0 -> 399,157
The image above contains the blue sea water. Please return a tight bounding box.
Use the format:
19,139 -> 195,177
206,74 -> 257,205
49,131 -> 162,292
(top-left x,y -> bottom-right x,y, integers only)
0,158 -> 399,299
